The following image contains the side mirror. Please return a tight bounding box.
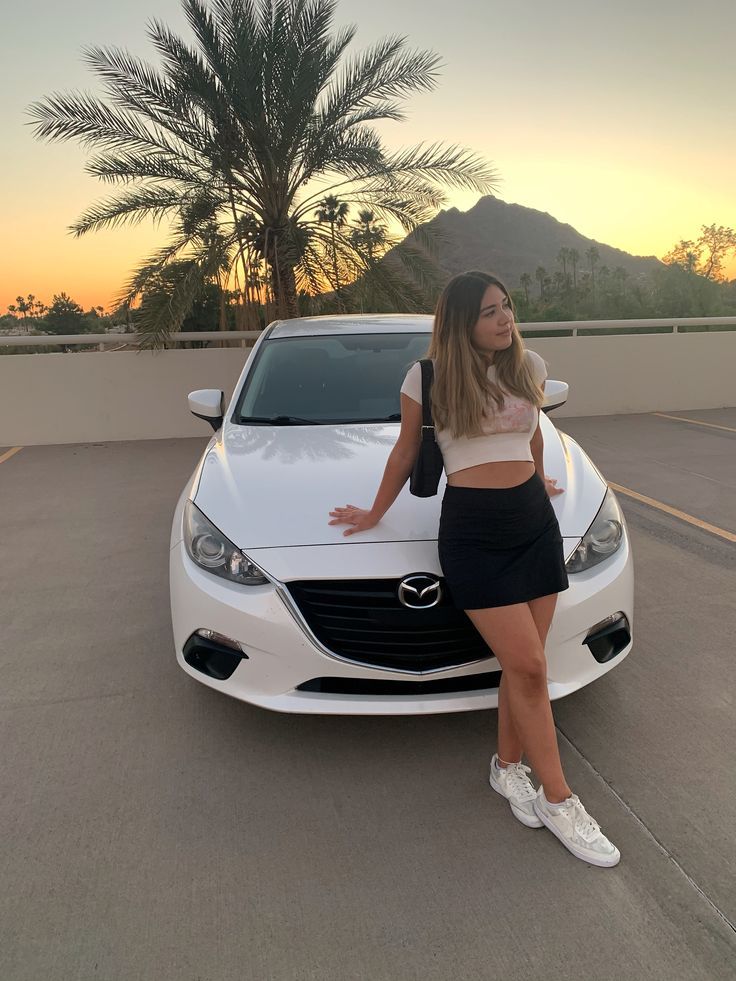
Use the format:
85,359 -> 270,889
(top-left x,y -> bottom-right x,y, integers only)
542,379 -> 568,414
188,389 -> 225,431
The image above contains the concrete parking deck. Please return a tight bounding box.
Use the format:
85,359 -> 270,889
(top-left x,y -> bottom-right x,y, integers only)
1,408 -> 735,981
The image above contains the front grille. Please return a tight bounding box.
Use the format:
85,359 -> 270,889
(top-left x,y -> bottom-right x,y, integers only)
285,578 -> 492,672
297,671 -> 502,696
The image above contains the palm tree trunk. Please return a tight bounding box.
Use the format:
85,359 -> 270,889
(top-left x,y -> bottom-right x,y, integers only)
270,258 -> 299,318
331,223 -> 342,310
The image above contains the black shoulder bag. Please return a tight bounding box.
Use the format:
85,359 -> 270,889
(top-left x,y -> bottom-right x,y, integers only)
409,359 -> 444,497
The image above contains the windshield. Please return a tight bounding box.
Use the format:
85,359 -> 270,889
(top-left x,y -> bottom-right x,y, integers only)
233,333 -> 431,424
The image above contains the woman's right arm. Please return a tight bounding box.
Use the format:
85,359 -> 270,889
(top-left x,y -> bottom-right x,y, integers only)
328,393 -> 423,535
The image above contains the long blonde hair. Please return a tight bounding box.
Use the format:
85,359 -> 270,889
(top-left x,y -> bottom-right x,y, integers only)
425,271 -> 544,439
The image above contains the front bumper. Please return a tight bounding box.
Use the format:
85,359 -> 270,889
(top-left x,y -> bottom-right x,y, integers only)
169,530 -> 634,715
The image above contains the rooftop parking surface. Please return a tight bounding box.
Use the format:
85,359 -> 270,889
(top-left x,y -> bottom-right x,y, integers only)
1,407 -> 735,980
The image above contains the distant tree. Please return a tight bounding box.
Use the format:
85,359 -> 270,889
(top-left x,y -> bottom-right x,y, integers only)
519,272 -> 532,304
585,246 -> 600,274
44,292 -> 86,334
663,224 -> 736,281
13,296 -> 30,318
8,295 -> 47,319
535,265 -> 547,300
315,195 -> 350,310
351,209 -> 388,264
612,267 -> 628,296
557,248 -> 569,283
585,246 -> 600,304
663,239 -> 700,273
698,224 -> 736,281
569,248 -> 580,290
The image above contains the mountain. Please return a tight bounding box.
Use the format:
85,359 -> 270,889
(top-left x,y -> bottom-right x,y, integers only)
402,194 -> 664,288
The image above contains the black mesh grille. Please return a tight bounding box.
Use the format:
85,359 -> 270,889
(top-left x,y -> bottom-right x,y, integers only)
297,671 -> 502,696
285,578 -> 492,671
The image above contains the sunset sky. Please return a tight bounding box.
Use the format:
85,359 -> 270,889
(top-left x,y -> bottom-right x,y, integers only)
2,0 -> 734,311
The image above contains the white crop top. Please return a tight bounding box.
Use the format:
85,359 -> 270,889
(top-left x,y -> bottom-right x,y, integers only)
400,348 -> 547,475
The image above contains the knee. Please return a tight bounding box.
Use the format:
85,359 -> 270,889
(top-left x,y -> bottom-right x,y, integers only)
503,649 -> 547,694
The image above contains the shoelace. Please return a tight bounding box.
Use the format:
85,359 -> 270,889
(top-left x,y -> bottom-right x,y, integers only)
559,794 -> 602,843
502,761 -> 537,803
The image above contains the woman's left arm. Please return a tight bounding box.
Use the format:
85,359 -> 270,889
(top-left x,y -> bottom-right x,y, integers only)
531,420 -> 564,496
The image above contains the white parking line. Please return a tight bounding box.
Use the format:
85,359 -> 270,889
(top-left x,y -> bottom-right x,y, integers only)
653,412 -> 736,434
609,481 -> 736,544
0,446 -> 23,465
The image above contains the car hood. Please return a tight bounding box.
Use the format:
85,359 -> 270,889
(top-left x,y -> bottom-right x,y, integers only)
192,416 -> 606,550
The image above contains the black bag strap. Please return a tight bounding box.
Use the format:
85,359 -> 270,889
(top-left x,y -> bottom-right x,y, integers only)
418,359 -> 436,440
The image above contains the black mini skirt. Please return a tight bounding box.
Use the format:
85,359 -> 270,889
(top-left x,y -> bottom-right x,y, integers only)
437,472 -> 569,610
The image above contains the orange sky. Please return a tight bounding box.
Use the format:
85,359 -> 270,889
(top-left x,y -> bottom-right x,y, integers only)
2,0 -> 735,311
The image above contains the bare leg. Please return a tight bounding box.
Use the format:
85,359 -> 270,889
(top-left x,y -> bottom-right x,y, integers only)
496,593 -> 558,768
468,600 -> 571,802
497,673 -> 523,766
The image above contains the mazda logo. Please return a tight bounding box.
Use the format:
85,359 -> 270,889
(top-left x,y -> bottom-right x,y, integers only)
398,574 -> 442,609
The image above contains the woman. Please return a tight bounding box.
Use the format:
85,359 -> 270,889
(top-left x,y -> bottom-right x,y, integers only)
328,270 -> 620,868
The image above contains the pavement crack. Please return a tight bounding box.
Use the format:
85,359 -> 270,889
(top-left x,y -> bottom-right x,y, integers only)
555,722 -> 736,937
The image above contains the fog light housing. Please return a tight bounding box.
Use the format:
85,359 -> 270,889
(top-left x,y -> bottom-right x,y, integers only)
584,613 -> 631,664
183,630 -> 248,680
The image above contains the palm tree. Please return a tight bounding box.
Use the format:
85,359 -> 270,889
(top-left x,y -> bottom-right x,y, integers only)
351,209 -> 387,263
585,245 -> 600,303
28,0 -> 498,346
569,248 -> 580,291
557,248 -> 569,284
519,272 -> 532,304
315,194 -> 350,309
612,266 -> 629,296
535,266 -> 547,300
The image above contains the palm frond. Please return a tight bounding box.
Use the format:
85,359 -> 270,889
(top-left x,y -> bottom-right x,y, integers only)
82,45 -> 208,154
377,141 -> 500,193
135,240 -> 228,348
114,237 -> 193,309
85,149 -> 209,185
27,90 -> 177,157
70,185 -> 185,236
323,36 -> 441,120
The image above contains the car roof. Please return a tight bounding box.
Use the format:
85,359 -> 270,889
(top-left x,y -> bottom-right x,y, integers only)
268,314 -> 434,338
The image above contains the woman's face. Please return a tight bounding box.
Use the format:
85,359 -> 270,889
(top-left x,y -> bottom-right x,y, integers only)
470,284 -> 514,362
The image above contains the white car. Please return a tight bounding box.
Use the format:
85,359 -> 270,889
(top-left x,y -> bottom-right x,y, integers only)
170,314 -> 633,715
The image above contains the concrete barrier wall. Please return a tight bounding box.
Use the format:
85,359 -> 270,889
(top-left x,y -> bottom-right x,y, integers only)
1,332 -> 734,445
2,349 -> 250,445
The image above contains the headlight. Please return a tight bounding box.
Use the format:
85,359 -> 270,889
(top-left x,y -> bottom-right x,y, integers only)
566,489 -> 625,573
184,501 -> 270,585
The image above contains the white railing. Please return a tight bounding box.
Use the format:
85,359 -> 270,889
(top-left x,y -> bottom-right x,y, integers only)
1,318 -> 735,347
0,330 -> 262,347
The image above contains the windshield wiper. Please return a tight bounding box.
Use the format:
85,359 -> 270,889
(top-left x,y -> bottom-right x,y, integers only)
239,415 -> 321,425
239,412 -> 403,425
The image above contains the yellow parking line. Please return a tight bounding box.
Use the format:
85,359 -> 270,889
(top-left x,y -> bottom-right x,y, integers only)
653,412 -> 736,434
0,446 -> 23,465
609,481 -> 736,543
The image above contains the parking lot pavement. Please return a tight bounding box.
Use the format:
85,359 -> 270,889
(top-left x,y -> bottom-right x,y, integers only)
557,407 -> 736,535
1,428 -> 735,981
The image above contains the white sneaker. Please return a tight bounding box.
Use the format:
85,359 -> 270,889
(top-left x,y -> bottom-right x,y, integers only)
533,787 -> 621,867
489,754 -> 543,828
